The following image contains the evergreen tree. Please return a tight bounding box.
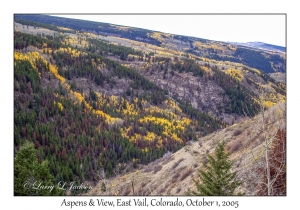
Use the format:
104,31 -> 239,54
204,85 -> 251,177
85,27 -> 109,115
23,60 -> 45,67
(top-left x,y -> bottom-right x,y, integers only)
14,141 -> 62,195
191,141 -> 243,196
101,182 -> 107,192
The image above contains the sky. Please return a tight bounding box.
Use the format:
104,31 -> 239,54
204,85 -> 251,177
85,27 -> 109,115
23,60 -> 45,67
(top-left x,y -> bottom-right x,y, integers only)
2,0 -> 299,209
52,14 -> 286,47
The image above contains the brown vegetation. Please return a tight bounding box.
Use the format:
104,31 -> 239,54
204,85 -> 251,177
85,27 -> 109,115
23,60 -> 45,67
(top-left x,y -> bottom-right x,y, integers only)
85,103 -> 285,196
153,165 -> 163,174
233,129 -> 243,136
180,168 -> 194,181
172,158 -> 184,170
256,129 -> 286,195
123,188 -> 131,196
141,182 -> 147,188
226,137 -> 243,153
161,155 -> 175,165
172,173 -> 180,179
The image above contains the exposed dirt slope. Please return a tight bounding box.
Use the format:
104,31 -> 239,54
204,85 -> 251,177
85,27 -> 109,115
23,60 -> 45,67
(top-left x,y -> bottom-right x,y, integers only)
86,102 -> 285,196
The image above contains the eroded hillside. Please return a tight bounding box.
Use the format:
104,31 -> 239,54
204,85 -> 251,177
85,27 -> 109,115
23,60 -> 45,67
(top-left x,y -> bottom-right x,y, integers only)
86,102 -> 286,196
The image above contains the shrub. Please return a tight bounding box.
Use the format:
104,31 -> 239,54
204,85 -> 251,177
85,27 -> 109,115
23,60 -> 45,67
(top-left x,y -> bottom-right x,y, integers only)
170,177 -> 178,183
123,188 -> 131,196
202,155 -> 208,164
153,165 -> 163,174
180,168 -> 193,181
138,188 -> 145,196
177,165 -> 187,173
141,182 -> 147,188
157,187 -> 166,195
143,167 -> 153,173
172,158 -> 184,169
233,129 -> 243,136
226,138 -> 242,153
227,134 -> 245,153
172,173 -> 180,179
176,188 -> 181,193
258,134 -> 265,143
161,155 -> 175,165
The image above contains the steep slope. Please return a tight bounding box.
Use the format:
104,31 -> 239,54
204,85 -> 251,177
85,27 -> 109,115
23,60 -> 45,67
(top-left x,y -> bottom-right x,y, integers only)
86,102 -> 286,196
15,19 -> 286,124
14,31 -> 225,195
14,16 -> 286,196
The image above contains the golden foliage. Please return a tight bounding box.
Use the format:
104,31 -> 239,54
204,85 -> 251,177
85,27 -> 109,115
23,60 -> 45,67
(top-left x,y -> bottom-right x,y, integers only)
57,26 -> 73,31
228,45 -> 236,51
82,32 -> 99,39
164,99 -> 182,113
54,102 -> 64,111
149,32 -> 164,42
14,51 -> 40,71
226,69 -> 244,82
264,101 -> 276,108
49,64 -> 66,83
201,66 -> 211,74
56,47 -> 87,57
194,41 -> 224,52
193,41 -> 203,48
61,34 -> 89,48
14,51 -> 66,83
119,97 -> 195,148
121,99 -> 138,117
71,90 -> 119,125
15,51 -> 118,125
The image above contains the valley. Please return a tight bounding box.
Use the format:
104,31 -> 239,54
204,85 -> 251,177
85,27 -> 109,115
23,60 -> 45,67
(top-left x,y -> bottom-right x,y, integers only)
13,14 -> 286,196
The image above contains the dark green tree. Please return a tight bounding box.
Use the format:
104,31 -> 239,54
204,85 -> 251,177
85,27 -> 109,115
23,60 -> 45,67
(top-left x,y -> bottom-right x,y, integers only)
191,141 -> 243,196
101,182 -> 107,192
14,141 -> 63,196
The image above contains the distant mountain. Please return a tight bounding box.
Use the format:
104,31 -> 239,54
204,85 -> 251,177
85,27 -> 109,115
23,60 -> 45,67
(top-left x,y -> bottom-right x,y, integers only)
14,15 -> 286,196
229,41 -> 286,53
14,14 -> 286,74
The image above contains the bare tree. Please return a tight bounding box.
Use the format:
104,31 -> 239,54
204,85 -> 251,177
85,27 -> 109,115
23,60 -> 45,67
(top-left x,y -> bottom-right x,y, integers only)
245,86 -> 286,195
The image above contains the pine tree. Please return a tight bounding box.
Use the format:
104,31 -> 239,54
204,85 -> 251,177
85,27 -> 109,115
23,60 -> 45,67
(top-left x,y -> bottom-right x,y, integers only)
14,141 -> 62,195
101,182 -> 107,192
191,141 -> 243,196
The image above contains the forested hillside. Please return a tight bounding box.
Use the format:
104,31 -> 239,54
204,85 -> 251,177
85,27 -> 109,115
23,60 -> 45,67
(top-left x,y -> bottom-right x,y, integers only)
14,31 -> 225,195
14,15 -> 286,196
15,14 -> 286,74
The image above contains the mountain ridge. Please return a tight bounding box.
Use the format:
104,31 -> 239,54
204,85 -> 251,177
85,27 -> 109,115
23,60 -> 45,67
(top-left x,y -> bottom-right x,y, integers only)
13,15 -> 286,196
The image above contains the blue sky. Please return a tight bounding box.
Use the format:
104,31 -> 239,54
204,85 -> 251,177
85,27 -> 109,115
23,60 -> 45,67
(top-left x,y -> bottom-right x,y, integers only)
52,14 -> 286,47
